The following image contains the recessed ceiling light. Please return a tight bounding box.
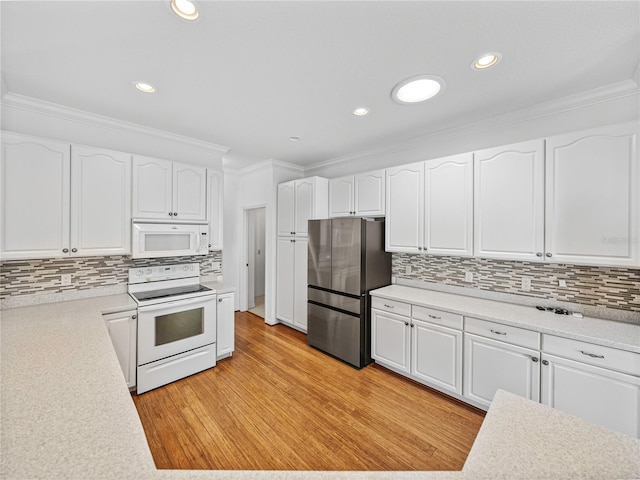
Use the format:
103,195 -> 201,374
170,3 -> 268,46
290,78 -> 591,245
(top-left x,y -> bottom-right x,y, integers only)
353,107 -> 369,116
134,82 -> 156,93
391,75 -> 445,104
171,0 -> 199,20
472,52 -> 502,70
288,136 -> 301,142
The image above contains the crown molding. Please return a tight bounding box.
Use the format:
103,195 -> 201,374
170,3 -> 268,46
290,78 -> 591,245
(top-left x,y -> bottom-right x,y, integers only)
224,158 -> 304,176
306,79 -> 640,173
1,92 -> 230,154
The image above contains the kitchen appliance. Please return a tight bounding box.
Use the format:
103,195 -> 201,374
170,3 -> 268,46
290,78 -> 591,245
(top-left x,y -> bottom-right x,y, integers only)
307,217 -> 391,368
131,222 -> 209,259
128,263 -> 216,394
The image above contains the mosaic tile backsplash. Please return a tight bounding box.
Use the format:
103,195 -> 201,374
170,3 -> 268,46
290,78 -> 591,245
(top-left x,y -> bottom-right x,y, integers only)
0,251 -> 223,301
393,254 -> 640,314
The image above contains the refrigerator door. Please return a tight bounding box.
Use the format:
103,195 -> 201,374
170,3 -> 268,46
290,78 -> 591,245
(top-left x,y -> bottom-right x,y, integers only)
331,217 -> 363,295
308,219 -> 331,289
307,302 -> 363,368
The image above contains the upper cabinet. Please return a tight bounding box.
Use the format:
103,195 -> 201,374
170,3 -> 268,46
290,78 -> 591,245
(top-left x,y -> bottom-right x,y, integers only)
545,123 -> 639,267
385,162 -> 424,253
207,170 -> 223,250
329,170 -> 385,217
277,177 -> 328,237
474,139 -> 545,262
132,156 -> 207,222
1,132 -> 131,260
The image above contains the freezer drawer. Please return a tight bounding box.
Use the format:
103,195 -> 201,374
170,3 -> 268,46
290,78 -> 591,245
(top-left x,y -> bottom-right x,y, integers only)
307,302 -> 369,368
308,286 -> 362,316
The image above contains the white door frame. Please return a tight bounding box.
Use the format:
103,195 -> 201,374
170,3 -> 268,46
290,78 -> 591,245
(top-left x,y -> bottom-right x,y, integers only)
240,204 -> 267,313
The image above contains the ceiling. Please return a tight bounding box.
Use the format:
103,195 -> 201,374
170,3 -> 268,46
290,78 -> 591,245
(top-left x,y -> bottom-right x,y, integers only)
1,1 -> 639,170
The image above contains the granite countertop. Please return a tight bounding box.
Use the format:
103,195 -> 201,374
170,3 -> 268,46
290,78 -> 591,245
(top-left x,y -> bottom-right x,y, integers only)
370,285 -> 640,353
2,293 -> 638,479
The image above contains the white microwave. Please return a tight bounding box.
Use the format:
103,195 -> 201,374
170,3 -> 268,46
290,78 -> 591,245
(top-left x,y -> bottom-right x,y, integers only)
132,222 -> 209,259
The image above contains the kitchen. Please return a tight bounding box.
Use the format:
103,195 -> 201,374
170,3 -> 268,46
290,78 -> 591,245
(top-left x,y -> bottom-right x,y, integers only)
1,1 -> 640,479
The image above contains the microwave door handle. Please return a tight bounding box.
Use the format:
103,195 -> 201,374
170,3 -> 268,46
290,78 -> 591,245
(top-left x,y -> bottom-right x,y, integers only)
138,296 -> 215,313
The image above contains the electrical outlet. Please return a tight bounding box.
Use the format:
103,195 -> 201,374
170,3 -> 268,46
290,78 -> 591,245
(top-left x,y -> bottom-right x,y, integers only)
465,271 -> 473,282
213,262 -> 221,270
405,265 -> 412,274
558,279 -> 567,287
61,274 -> 72,286
521,277 -> 531,292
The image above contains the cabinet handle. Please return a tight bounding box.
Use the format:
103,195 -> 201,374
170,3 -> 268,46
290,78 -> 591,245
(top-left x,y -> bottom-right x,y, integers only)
169,212 -> 173,216
542,360 -> 549,366
531,356 -> 539,362
536,252 -> 543,257
132,314 -> 137,320
71,248 -> 77,253
580,350 -> 605,359
546,253 -> 552,258
410,324 -> 414,328
428,314 -> 441,319
404,322 -> 409,326
62,248 -> 69,253
209,244 -> 212,248
218,298 -> 223,303
490,329 -> 507,336
384,304 -> 394,309
174,212 -> 178,216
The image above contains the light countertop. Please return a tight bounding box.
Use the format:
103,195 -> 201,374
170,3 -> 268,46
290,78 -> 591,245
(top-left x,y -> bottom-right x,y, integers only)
1,293 -> 638,479
370,284 -> 640,353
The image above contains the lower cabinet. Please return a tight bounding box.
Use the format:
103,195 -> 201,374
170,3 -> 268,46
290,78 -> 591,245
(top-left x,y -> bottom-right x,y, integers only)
371,308 -> 411,374
103,310 -> 137,389
216,292 -> 235,360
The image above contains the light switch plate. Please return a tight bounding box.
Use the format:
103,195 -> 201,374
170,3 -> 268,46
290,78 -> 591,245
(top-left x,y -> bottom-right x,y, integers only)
405,265 -> 412,274
61,274 -> 72,286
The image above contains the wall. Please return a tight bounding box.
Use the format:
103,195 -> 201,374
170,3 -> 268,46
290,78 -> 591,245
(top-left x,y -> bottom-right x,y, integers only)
0,251 -> 223,308
253,208 -> 266,296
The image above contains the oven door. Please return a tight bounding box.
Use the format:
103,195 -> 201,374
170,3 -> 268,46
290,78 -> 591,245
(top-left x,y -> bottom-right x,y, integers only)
137,295 -> 216,366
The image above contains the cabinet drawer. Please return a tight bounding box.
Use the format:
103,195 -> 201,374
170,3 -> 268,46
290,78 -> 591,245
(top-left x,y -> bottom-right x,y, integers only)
543,334 -> 640,376
465,317 -> 540,350
371,297 -> 411,317
412,305 -> 463,330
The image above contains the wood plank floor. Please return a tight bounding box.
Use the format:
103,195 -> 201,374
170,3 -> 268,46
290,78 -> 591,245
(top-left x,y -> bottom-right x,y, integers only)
132,311 -> 485,471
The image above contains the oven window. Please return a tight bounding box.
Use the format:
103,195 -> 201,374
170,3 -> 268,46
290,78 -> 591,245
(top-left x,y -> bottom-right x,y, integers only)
145,233 -> 191,252
155,307 -> 204,346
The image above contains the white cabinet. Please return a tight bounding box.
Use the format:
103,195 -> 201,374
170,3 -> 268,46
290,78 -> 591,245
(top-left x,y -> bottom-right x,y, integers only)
216,292 -> 235,359
70,145 -> 131,256
207,170 -> 223,250
385,162 -> 424,253
545,123 -> 639,267
1,132 -> 131,260
329,170 -> 385,217
277,177 -> 328,237
103,310 -> 137,389
424,153 -> 473,256
371,308 -> 411,374
1,132 -> 71,259
132,156 -> 207,221
276,237 -> 309,331
474,139 -> 545,262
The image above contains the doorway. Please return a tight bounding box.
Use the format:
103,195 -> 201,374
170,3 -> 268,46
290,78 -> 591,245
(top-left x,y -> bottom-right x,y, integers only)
246,207 -> 266,318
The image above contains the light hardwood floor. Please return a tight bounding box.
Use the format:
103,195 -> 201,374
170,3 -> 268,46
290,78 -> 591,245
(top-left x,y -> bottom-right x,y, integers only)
132,311 -> 484,471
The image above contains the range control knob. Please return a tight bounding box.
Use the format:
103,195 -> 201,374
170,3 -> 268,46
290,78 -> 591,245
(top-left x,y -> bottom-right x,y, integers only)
145,268 -> 153,274
136,270 -> 144,277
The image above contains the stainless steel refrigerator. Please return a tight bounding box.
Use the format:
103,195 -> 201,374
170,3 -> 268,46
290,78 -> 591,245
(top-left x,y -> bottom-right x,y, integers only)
307,217 -> 391,368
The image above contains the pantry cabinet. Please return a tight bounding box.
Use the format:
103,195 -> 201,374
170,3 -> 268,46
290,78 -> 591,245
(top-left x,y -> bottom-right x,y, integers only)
474,139 -> 545,262
329,170 -> 385,217
103,310 -> 137,389
1,132 -> 131,260
207,169 -> 223,250
275,236 -> 309,331
545,123 -> 639,267
216,292 -> 235,359
385,162 -> 424,253
132,155 -> 207,221
277,177 -> 328,237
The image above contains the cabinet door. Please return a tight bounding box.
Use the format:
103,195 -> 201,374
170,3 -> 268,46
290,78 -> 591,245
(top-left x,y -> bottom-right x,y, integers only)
216,292 -> 235,359
371,309 -> 411,374
276,237 -> 295,323
464,333 -> 540,409
474,140 -> 545,262
0,132 -> 70,260
541,353 -> 640,438
173,162 -> 207,221
545,123 -> 639,267
355,170 -> 385,216
70,146 -> 131,256
412,318 -> 463,395
425,153 -> 473,256
277,181 -> 295,236
132,155 -> 173,220
207,170 -> 223,250
329,176 -> 354,217
103,310 -> 137,389
293,238 -> 309,331
294,178 -> 313,236
385,162 -> 424,253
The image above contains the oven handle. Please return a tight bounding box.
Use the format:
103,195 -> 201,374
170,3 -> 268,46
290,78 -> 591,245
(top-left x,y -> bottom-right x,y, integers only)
137,295 -> 216,313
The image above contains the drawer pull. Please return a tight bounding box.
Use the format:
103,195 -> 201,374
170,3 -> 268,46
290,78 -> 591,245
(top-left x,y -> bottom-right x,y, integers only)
384,304 -> 394,309
490,329 -> 507,336
428,315 -> 441,319
580,350 -> 605,359
531,356 -> 539,362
